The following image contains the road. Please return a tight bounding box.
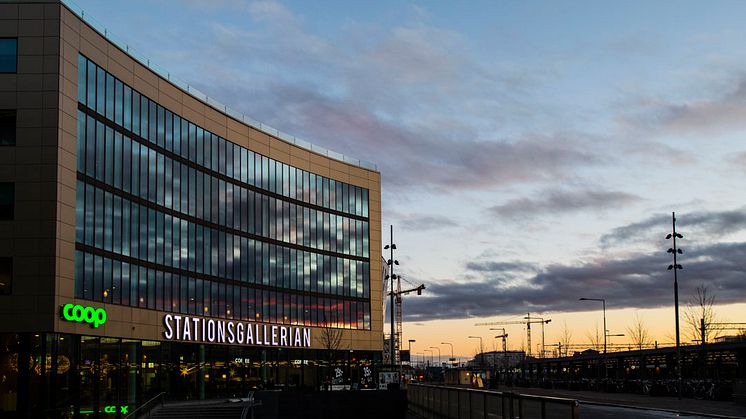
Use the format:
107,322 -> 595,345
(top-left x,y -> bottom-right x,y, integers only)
582,403 -> 724,419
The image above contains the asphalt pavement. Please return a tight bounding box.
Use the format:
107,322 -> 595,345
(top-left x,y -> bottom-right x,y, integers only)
506,386 -> 745,418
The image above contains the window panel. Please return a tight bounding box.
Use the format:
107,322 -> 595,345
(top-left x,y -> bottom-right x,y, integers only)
77,55 -> 86,104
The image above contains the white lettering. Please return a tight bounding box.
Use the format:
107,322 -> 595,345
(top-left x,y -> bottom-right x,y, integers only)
237,323 -> 245,344
272,325 -> 278,346
280,326 -> 287,346
207,319 -> 216,342
263,325 -> 269,345
294,328 -> 301,346
174,315 -> 182,340
217,321 -> 226,343
183,317 -> 191,340
163,314 -> 173,339
227,322 -> 235,344
245,322 -> 254,344
193,318 -> 201,341
303,328 -> 311,347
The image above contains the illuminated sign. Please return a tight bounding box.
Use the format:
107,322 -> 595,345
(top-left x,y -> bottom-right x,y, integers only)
162,314 -> 311,348
60,303 -> 107,328
103,405 -> 128,414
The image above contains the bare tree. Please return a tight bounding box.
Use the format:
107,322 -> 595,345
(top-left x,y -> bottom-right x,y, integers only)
684,283 -> 720,343
559,321 -> 573,357
626,313 -> 652,350
317,320 -> 344,390
585,322 -> 602,352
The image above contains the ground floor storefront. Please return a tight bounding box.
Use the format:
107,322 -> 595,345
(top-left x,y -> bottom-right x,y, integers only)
0,333 -> 381,419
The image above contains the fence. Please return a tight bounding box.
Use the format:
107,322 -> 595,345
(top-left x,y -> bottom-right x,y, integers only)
409,384 -> 580,419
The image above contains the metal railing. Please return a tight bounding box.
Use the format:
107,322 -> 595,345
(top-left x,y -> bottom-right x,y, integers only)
122,392 -> 166,419
238,391 -> 262,419
409,384 -> 580,419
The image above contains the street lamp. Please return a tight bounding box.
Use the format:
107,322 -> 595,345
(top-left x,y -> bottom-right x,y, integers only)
468,336 -> 484,368
384,226 -> 398,372
580,297 -> 607,380
666,212 -> 684,399
429,346 -> 441,367
441,342 -> 454,367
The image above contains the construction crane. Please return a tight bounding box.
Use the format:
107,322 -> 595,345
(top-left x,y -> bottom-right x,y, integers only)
475,313 -> 551,358
389,281 -> 426,363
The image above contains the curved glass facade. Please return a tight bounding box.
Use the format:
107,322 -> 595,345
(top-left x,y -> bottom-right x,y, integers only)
74,55 -> 371,330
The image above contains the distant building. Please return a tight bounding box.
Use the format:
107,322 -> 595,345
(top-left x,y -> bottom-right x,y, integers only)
467,350 -> 525,369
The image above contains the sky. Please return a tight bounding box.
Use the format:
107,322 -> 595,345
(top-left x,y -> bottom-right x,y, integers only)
71,0 -> 746,359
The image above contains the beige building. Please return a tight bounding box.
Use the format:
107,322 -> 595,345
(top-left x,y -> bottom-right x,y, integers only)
0,1 -> 382,417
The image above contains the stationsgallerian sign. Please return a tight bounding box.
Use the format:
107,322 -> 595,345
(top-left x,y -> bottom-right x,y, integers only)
162,314 -> 312,348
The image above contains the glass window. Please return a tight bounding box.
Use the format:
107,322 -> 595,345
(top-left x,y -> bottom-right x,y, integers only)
86,60 -> 96,109
131,91 -> 140,134
96,67 -> 105,115
105,72 -> 115,120
0,109 -> 16,146
157,105 -> 165,147
0,183 -> 13,220
149,100 -> 156,144
0,257 -> 11,294
123,85 -> 132,130
196,127 -> 203,166
0,39 -> 17,73
140,95 -> 149,140
165,110 -> 173,151
115,79 -> 123,126
173,115 -> 181,155
77,55 -> 87,104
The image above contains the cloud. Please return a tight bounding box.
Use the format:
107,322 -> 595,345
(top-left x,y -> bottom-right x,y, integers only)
404,240 -> 746,321
600,208 -> 746,248
399,214 -> 458,232
620,75 -> 746,137
489,189 -> 642,220
164,5 -> 602,193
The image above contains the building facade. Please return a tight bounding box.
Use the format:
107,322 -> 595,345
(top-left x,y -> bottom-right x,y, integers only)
0,1 -> 383,417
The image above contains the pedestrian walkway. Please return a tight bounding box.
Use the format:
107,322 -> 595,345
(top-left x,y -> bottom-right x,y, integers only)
503,386 -> 745,418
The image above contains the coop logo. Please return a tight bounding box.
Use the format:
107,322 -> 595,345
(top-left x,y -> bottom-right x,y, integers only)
60,303 -> 107,328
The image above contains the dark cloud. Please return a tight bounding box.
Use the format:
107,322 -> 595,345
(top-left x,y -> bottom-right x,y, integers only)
404,240 -> 746,321
601,208 -> 746,247
399,214 -> 458,232
489,189 -> 642,220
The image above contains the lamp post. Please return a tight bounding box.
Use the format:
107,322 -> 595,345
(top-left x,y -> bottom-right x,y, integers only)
468,336 -> 484,369
429,346 -> 441,367
441,342 -> 454,367
666,212 -> 684,399
384,226 -> 399,373
580,297 -> 607,380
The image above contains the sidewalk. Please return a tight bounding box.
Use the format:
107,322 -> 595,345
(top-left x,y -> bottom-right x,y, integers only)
503,386 -> 745,418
